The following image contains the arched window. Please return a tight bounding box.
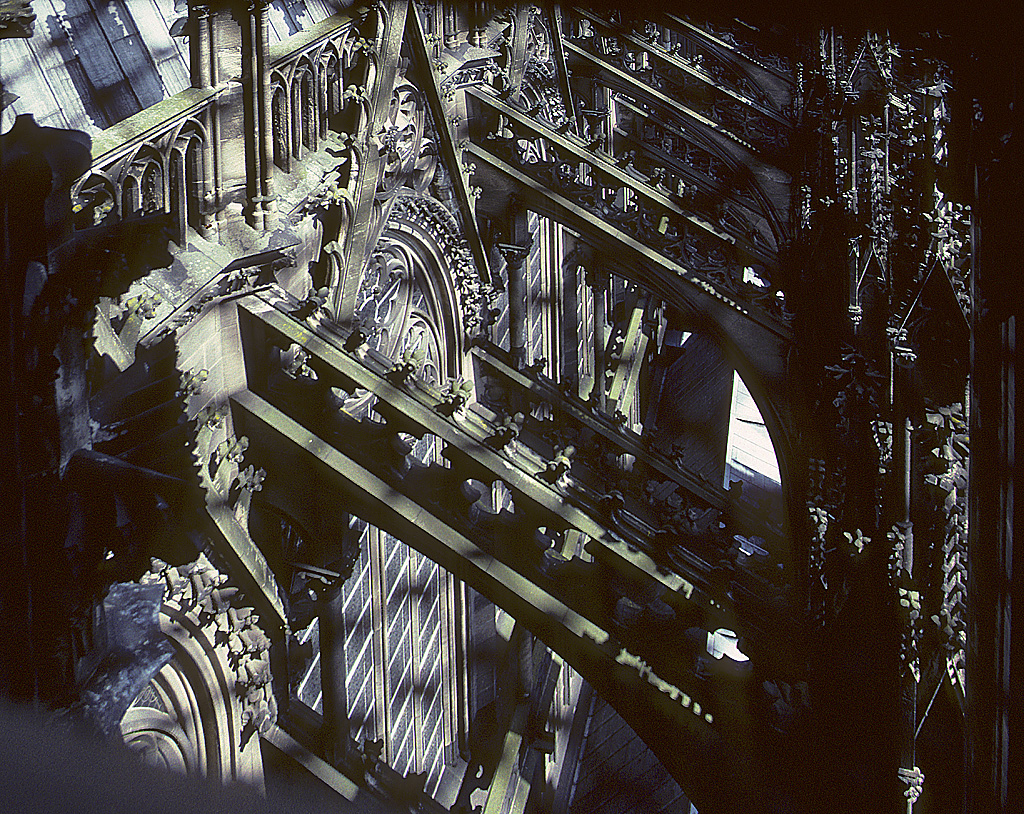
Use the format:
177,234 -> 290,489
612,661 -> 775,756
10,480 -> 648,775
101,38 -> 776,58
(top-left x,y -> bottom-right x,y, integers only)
282,227 -> 464,786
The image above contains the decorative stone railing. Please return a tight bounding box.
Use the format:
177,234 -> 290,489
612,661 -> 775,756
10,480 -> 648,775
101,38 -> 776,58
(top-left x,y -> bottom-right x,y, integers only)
610,98 -> 789,249
69,8 -> 371,243
266,10 -> 368,174
467,89 -> 789,326
564,30 -> 791,157
72,88 -> 222,243
229,285 -> 811,810
239,288 -> 800,673
666,13 -> 796,82
477,86 -> 774,258
573,8 -> 791,119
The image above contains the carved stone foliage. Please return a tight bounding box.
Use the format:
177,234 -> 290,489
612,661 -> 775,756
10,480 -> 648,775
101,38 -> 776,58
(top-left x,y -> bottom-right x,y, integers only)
806,501 -> 833,627
140,553 -> 277,752
195,412 -> 265,525
92,290 -> 163,371
922,201 -> 971,319
389,193 -> 497,338
919,406 -> 968,669
824,348 -> 885,439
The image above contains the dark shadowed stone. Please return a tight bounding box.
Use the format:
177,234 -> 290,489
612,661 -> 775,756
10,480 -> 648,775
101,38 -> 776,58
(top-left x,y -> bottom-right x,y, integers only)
75,582 -> 173,739
104,582 -> 166,651
0,1 -> 35,37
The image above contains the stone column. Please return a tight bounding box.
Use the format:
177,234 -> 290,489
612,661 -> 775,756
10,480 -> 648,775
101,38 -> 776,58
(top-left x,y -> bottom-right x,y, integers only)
191,3 -> 212,89
242,1 -> 265,230
498,242 -> 531,371
588,266 -> 608,411
443,0 -> 459,49
254,0 -> 275,227
319,583 -> 350,767
204,2 -> 226,225
561,245 -> 581,391
469,0 -> 486,48
189,4 -> 218,238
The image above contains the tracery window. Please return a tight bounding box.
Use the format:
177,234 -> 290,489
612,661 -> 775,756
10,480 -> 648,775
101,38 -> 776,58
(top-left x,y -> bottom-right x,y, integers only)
288,226 -> 470,795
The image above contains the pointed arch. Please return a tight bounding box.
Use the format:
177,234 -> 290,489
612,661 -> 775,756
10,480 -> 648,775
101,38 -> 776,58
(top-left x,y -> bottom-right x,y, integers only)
120,143 -> 166,219
291,62 -> 317,159
271,80 -> 290,172
73,171 -> 120,228
322,49 -> 343,135
121,557 -> 275,788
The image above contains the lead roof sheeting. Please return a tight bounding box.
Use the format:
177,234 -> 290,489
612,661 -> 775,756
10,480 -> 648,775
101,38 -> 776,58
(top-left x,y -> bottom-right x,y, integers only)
1,36 -> 69,131
2,0 -> 340,136
266,0 -> 335,44
1,0 -> 188,134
